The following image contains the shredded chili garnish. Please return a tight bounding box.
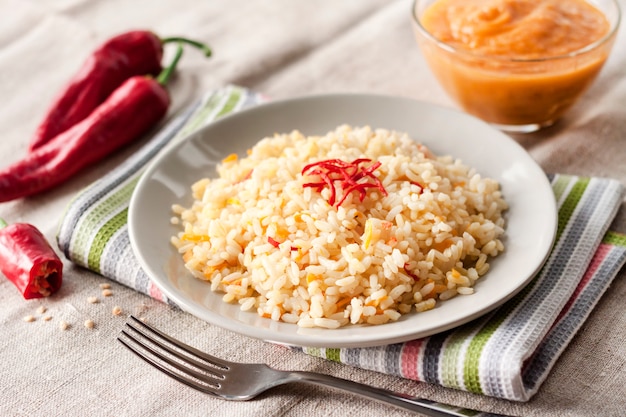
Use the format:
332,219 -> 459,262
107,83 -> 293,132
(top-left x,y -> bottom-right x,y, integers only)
410,181 -> 424,192
403,263 -> 420,281
267,236 -> 281,248
301,158 -> 387,207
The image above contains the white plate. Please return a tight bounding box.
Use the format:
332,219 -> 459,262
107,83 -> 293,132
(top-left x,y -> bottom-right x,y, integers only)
128,94 -> 557,348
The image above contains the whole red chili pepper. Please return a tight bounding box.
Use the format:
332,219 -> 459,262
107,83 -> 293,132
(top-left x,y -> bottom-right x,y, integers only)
29,31 -> 211,151
0,218 -> 63,299
29,30 -> 162,151
0,44 -> 187,202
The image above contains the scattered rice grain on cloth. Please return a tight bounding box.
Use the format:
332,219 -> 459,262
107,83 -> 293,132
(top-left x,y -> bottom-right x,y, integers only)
170,125 -> 507,328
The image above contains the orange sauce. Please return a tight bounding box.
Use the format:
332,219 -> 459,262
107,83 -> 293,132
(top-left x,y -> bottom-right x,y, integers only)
417,0 -> 613,128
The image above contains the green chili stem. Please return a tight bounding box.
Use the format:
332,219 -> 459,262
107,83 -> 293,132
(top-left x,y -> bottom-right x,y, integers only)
161,37 -> 212,57
0,218 -> 7,229
157,44 -> 184,86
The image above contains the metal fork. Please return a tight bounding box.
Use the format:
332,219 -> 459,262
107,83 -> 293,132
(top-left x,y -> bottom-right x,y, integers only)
118,316 -> 510,417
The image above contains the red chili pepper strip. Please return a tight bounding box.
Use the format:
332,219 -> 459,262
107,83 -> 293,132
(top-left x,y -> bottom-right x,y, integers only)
0,45 -> 186,203
403,263 -> 420,281
302,158 -> 387,207
303,168 -> 337,205
29,32 -> 212,152
410,181 -> 424,193
336,182 -> 380,207
0,218 -> 63,299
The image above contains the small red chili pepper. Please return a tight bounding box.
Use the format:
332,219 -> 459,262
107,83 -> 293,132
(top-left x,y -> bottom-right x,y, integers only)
0,43 -> 194,202
29,30 -> 212,151
0,218 -> 63,299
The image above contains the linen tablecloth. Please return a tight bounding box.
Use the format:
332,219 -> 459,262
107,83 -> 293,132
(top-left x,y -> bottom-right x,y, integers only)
2,1 -> 626,416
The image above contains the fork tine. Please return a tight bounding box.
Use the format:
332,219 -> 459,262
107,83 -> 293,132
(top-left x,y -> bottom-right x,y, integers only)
118,316 -> 231,396
117,334 -> 219,396
122,319 -> 225,379
119,327 -> 222,379
127,315 -> 232,369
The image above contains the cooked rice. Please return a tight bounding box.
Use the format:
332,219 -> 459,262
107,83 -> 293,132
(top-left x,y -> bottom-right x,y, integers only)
170,125 -> 507,328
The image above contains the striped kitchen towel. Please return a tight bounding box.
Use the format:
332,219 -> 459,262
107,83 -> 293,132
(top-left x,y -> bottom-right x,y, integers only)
56,86 -> 626,402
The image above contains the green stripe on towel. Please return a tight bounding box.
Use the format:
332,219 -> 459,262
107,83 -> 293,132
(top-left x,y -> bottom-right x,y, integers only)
88,208 -> 128,272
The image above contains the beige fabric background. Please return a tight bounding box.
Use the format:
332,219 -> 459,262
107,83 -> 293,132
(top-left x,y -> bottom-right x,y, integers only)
1,0 -> 625,416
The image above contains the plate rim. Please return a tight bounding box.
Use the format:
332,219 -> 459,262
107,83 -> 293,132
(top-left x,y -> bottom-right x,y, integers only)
128,92 -> 557,348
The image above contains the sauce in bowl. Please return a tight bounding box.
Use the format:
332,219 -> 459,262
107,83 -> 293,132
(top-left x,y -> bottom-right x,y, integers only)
413,0 -> 619,132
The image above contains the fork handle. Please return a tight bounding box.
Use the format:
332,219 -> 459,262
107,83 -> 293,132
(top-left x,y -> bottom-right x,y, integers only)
286,371 -> 511,417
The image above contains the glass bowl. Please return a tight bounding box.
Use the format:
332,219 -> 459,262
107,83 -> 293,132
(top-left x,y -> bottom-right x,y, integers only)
412,0 -> 621,133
